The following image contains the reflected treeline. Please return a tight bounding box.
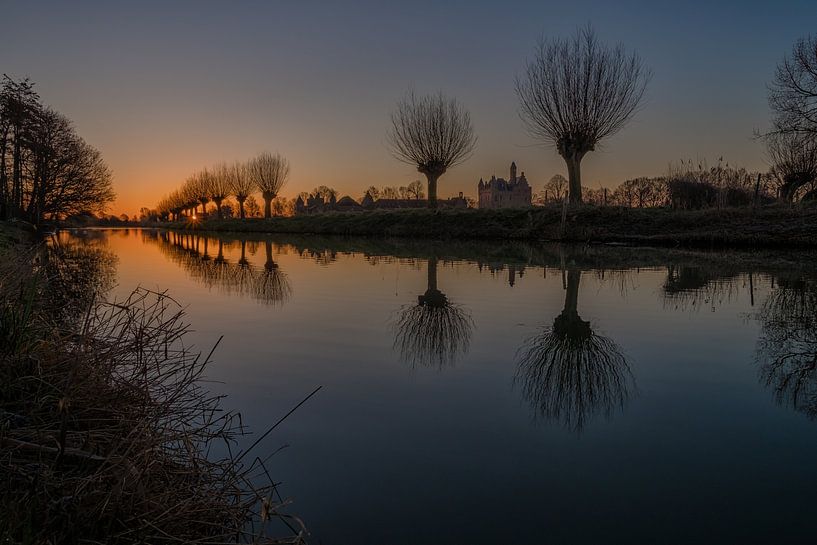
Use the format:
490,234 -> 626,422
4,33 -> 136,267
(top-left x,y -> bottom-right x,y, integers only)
252,235 -> 813,314
515,263 -> 633,432
392,257 -> 474,369
43,232 -> 118,326
661,263 -> 749,311
755,273 -> 817,418
143,231 -> 292,306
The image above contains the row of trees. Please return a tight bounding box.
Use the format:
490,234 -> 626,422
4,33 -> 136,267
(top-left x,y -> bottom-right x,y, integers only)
0,76 -> 114,224
537,159 -> 773,210
363,181 -> 425,201
156,152 -> 289,220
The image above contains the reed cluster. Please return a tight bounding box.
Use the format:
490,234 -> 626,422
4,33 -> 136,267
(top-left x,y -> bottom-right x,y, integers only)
0,235 -> 304,544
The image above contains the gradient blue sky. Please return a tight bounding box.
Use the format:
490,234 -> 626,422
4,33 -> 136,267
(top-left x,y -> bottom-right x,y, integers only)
2,0 -> 815,213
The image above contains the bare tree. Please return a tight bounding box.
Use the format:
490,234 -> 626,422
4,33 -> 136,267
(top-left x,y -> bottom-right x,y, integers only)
244,195 -> 261,218
544,174 -> 568,203
380,186 -> 399,200
516,26 -> 651,204
387,91 -> 476,208
25,107 -> 114,223
229,161 -> 253,219
365,185 -> 380,200
191,170 -> 213,215
208,163 -> 232,219
248,152 -> 289,218
312,185 -> 338,202
406,179 -> 424,200
766,132 -> 817,202
769,34 -> 817,139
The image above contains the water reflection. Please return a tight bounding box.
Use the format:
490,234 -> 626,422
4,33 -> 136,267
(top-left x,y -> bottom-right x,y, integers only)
149,231 -> 292,306
755,274 -> 817,418
51,229 -> 817,543
392,257 -> 474,369
515,264 -> 633,432
45,232 -> 118,325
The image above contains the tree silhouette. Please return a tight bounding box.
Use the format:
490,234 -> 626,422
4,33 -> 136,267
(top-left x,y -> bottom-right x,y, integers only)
769,34 -> 817,140
515,267 -> 632,431
0,77 -> 114,223
387,91 -> 476,208
406,180 -> 425,200
392,257 -> 473,368
209,163 -> 232,219
249,152 -> 289,219
229,161 -> 253,219
516,26 -> 651,204
766,131 -> 817,202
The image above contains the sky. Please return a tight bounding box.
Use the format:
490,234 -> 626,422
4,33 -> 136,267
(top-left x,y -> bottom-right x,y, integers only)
2,0 -> 815,215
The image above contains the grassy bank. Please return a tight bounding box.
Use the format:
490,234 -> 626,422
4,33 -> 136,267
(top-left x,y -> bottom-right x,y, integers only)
168,205 -> 817,248
0,223 -> 304,543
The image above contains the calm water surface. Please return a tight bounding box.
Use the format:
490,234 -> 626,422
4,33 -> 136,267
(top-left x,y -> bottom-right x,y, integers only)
61,228 -> 817,544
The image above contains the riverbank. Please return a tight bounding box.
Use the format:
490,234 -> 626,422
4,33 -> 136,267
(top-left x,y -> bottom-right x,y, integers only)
0,222 -> 303,544
167,205 -> 817,248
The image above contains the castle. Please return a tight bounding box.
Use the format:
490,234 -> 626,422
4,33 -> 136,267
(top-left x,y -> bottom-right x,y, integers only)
478,162 -> 532,209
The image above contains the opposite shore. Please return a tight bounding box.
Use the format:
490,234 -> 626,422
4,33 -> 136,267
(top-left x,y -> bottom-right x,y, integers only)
150,205 -> 817,249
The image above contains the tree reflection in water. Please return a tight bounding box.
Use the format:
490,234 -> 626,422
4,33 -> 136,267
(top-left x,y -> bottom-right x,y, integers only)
515,267 -> 633,432
393,257 -> 473,369
150,232 -> 292,307
756,275 -> 817,418
43,233 -> 118,325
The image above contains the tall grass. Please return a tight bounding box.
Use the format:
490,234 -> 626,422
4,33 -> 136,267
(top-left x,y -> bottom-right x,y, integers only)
0,234 -> 306,543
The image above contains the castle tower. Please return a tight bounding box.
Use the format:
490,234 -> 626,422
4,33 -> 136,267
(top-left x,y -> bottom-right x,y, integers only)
510,161 -> 517,182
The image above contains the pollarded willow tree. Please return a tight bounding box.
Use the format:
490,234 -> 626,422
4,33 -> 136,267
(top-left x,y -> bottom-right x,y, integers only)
387,91 -> 477,208
209,163 -> 232,219
229,161 -> 253,219
516,26 -> 652,204
766,131 -> 817,201
192,170 -> 212,215
249,152 -> 289,219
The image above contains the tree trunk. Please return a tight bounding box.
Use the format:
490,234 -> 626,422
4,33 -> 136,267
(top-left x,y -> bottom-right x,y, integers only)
214,198 -> 223,219
564,153 -> 583,205
426,174 -> 439,208
263,191 -> 274,218
237,197 -> 246,219
427,257 -> 438,291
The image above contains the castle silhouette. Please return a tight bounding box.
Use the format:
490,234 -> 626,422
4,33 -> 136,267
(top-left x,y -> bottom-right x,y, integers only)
478,162 -> 532,209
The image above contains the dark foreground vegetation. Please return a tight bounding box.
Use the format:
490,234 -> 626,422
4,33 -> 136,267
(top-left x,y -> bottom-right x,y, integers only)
168,204 -> 817,248
0,223 -> 304,544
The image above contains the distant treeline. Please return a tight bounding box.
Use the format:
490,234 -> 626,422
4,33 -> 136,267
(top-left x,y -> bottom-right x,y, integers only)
535,158 -> 779,210
0,75 -> 114,225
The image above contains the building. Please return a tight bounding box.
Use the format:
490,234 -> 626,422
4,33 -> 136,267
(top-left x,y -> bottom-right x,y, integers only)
478,162 -> 532,209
